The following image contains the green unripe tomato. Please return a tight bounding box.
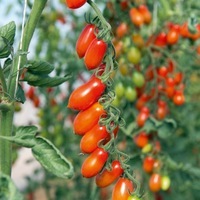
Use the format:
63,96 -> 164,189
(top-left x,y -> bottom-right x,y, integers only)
161,175 -> 171,191
142,143 -> 152,154
125,86 -> 137,102
115,82 -> 125,99
127,47 -> 141,64
112,96 -> 121,107
128,195 -> 141,200
132,71 -> 145,88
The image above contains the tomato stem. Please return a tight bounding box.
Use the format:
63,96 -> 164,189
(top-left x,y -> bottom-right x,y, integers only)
0,65 -> 7,96
0,0 -> 47,176
87,0 -> 111,32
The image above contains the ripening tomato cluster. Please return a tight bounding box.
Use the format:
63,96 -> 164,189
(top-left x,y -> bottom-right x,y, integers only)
134,131 -> 171,194
152,22 -> 200,47
129,4 -> 152,27
67,19 -> 141,199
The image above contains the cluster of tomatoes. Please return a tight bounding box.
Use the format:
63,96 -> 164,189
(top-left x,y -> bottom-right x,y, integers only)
65,1 -> 142,199
134,131 -> 171,194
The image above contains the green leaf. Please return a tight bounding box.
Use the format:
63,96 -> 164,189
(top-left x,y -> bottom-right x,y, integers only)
22,71 -> 48,82
16,84 -> 26,103
26,60 -> 54,75
0,21 -> 16,58
0,173 -> 23,200
32,136 -> 74,179
0,126 -> 74,179
157,118 -> 177,139
24,73 -> 71,87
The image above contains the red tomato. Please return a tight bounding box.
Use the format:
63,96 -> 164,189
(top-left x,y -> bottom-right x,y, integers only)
165,86 -> 175,99
68,75 -> 105,110
27,87 -> 35,100
116,22 -> 129,38
134,131 -> 149,148
149,173 -> 162,192
65,0 -> 86,9
174,72 -> 183,85
173,91 -> 185,106
154,32 -> 167,47
136,110 -> 149,127
112,178 -> 134,200
157,66 -> 168,78
167,29 -> 179,45
84,38 -> 107,70
95,160 -> 124,188
138,5 -> 152,24
76,24 -> 96,58
33,96 -> 40,108
129,8 -> 144,27
81,147 -> 108,178
166,77 -> 175,87
145,65 -> 154,81
73,102 -> 106,135
155,105 -> 168,120
143,156 -> 155,173
80,124 -> 118,153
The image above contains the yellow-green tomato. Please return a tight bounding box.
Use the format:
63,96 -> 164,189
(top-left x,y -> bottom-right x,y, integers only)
112,96 -> 121,107
125,86 -> 137,102
115,82 -> 125,99
128,195 -> 140,200
161,175 -> 171,191
132,71 -> 145,88
127,47 -> 141,64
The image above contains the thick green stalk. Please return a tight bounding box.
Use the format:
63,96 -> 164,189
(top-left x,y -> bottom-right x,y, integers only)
0,110 -> 14,175
0,0 -> 47,176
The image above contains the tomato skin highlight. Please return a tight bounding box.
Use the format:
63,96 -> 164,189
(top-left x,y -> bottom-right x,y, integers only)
81,147 -> 108,178
112,178 -> 134,200
80,124 -> 118,153
68,75 -> 106,110
76,24 -> 96,58
95,160 -> 124,188
73,102 -> 105,135
65,0 -> 86,9
84,38 -> 108,70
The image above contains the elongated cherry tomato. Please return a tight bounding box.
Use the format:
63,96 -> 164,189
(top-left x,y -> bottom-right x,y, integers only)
143,156 -> 155,173
73,102 -> 105,135
96,160 -> 124,188
138,5 -> 152,24
84,38 -> 107,70
65,0 -> 86,9
149,173 -> 162,192
167,29 -> 179,45
68,75 -> 105,110
134,131 -> 149,148
80,124 -> 118,153
76,24 -> 96,58
81,147 -> 108,178
136,111 -> 149,127
154,32 -> 167,47
112,178 -> 134,200
129,8 -> 144,27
